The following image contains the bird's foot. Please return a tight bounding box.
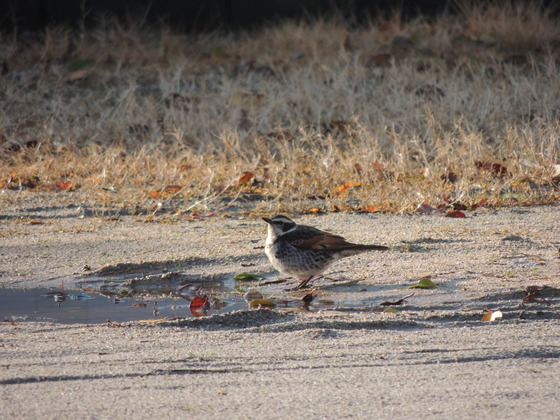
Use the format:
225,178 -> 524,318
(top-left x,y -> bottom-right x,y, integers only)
285,276 -> 323,291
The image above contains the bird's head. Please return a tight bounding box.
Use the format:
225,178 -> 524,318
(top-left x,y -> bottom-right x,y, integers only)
263,214 -> 297,237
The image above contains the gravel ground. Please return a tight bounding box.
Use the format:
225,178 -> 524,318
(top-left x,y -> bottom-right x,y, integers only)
1,200 -> 559,419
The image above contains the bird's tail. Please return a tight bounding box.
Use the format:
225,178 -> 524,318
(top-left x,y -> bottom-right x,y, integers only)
358,244 -> 389,251
336,244 -> 389,257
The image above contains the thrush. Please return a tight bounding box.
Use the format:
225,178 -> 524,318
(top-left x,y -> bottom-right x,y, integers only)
263,215 -> 388,290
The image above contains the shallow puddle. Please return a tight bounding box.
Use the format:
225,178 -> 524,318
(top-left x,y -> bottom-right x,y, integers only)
0,279 -> 346,324
0,286 -> 248,324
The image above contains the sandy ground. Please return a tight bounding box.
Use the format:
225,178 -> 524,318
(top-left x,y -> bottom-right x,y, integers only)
1,198 -> 560,419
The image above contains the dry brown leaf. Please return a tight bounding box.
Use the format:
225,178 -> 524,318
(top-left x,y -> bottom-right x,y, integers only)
163,185 -> 182,195
482,310 -> 503,322
65,69 -> 88,82
239,172 -> 254,185
332,181 -> 361,195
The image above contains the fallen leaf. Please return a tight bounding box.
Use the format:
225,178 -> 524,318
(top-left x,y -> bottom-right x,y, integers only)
354,163 -> 363,177
452,202 -> 468,211
406,277 -> 437,289
248,299 -> 277,309
190,295 -> 210,311
380,292 -> 415,306
522,286 -> 552,305
305,207 -> 323,214
164,185 -> 182,195
332,181 -> 361,195
383,307 -> 399,314
469,198 -> 488,209
446,210 -> 466,218
301,291 -> 316,304
362,205 -> 378,213
64,69 -> 87,82
482,310 -> 503,322
234,273 -> 264,281
475,161 -> 509,178
239,172 -> 254,185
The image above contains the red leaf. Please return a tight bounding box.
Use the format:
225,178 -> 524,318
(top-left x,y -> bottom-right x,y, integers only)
475,161 -> 509,177
239,172 -> 254,185
469,198 -> 488,209
354,163 -> 363,177
446,210 -> 466,218
190,296 -> 210,311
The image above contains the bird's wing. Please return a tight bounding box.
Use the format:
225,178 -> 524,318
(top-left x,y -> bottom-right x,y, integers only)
282,226 -> 352,250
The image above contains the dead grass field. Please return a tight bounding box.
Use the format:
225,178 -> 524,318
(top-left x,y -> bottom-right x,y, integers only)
1,2 -> 559,218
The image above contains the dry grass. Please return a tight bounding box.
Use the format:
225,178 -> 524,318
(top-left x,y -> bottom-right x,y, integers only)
1,2 -> 559,218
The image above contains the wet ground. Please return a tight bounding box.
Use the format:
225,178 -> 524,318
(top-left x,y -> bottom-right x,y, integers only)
0,274 -> 343,324
0,284 -> 248,324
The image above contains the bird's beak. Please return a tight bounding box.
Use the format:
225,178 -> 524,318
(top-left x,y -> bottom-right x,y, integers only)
262,217 -> 272,224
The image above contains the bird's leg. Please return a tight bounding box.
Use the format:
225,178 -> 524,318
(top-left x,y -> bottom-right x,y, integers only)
293,276 -> 315,290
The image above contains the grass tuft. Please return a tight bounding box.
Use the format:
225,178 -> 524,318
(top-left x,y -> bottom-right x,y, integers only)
1,3 -> 559,218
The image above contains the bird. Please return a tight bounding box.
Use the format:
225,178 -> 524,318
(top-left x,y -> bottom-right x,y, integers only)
263,214 -> 388,290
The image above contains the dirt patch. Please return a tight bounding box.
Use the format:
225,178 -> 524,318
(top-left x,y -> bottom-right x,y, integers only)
1,204 -> 559,418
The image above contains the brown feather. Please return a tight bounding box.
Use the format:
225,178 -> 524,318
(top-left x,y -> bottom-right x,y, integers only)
289,232 -> 359,250
280,224 -> 388,252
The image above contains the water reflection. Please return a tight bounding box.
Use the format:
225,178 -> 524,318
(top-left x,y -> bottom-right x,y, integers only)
1,282 -> 246,324
2,278 -> 339,324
